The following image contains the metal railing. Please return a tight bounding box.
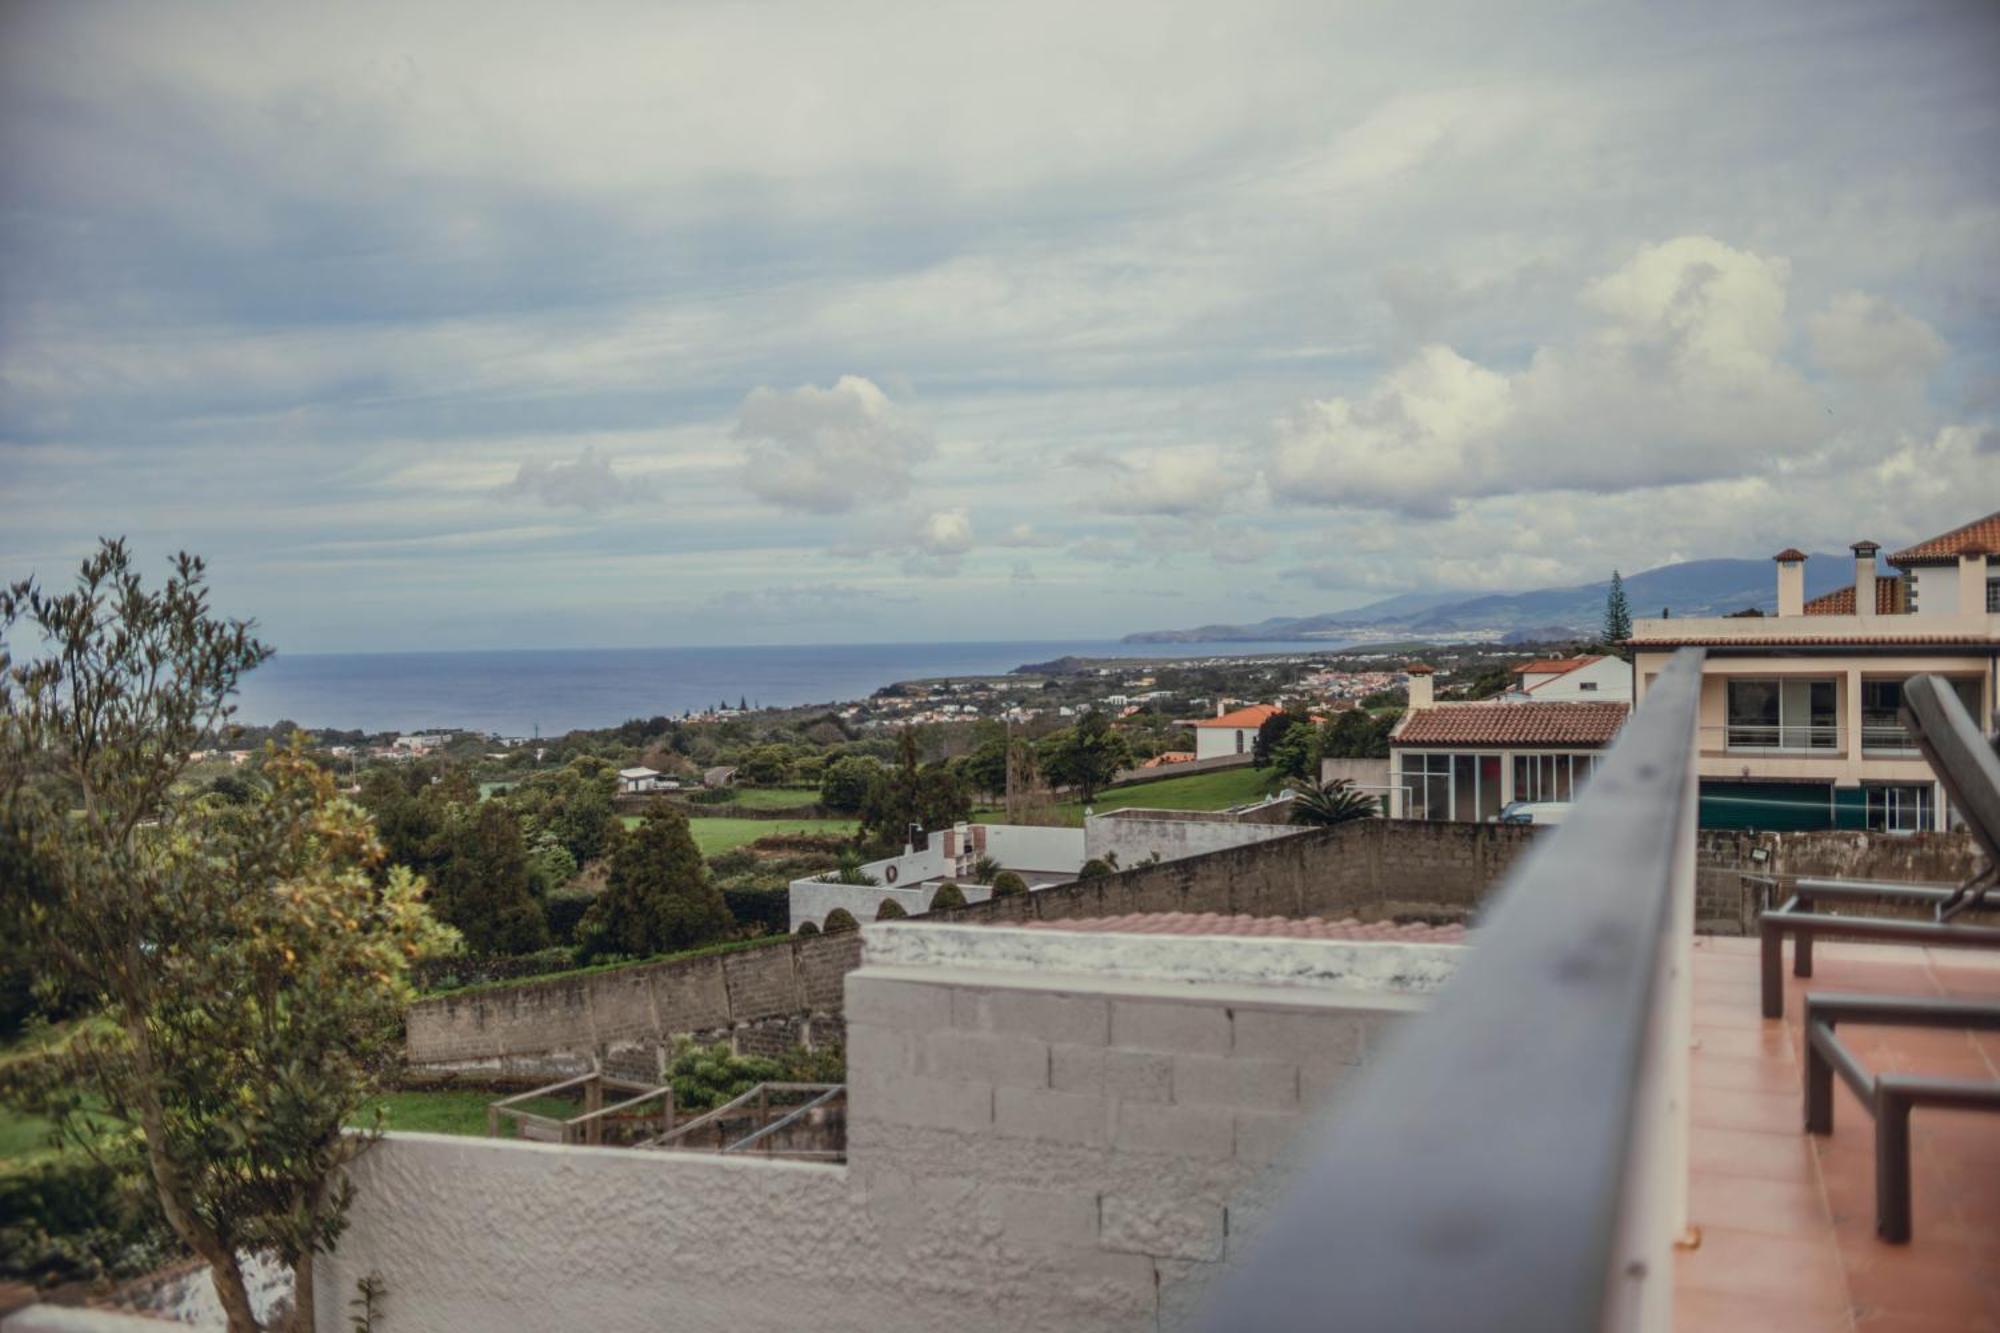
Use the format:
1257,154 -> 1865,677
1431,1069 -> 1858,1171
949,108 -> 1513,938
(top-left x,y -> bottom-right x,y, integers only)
1860,719 -> 1919,754
1705,722 -> 1840,753
486,1069 -> 676,1147
1199,648 -> 1705,1333
643,1082 -> 846,1161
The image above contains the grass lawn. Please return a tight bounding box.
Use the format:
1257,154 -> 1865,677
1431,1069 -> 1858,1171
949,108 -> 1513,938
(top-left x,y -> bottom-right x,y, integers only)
976,764 -> 1280,827
618,815 -> 857,855
354,1090 -> 577,1138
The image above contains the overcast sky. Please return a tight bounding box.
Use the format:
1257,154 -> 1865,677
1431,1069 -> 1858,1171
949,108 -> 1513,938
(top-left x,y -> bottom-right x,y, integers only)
2,1 -> 1996,652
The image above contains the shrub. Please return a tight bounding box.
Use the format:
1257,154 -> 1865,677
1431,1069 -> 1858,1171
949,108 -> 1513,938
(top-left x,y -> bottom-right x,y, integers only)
688,787 -> 738,806
795,920 -> 820,936
721,886 -> 790,936
875,899 -> 908,920
0,1150 -> 179,1289
821,908 -> 860,933
989,871 -> 1027,898
665,1040 -> 783,1114
927,881 -> 967,910
1077,858 -> 1113,880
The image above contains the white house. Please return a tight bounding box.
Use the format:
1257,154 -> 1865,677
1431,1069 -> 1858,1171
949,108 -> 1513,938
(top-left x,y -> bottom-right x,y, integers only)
1387,665 -> 1628,821
1192,703 -> 1282,761
618,766 -> 662,794
1508,655 -> 1633,702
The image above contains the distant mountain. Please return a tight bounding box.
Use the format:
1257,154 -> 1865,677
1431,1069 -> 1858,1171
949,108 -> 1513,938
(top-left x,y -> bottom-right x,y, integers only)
1122,554 -> 1859,644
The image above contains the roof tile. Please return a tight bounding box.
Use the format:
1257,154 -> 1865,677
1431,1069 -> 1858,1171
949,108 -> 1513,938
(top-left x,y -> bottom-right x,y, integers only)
1888,510 -> 2000,566
1021,912 -> 1469,944
1393,701 -> 1627,747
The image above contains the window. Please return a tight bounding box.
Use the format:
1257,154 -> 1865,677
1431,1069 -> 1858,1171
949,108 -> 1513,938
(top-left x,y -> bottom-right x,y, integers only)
1578,681 -> 1599,692
1725,678 -> 1837,750
1861,677 -> 1983,752
1403,753 -> 1500,822
1404,753 -> 1452,821
1865,784 -> 1932,833
1235,730 -> 1245,755
1512,753 -> 1602,804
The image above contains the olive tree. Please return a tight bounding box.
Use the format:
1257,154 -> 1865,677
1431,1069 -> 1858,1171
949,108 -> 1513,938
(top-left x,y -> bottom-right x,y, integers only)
0,542 -> 454,1332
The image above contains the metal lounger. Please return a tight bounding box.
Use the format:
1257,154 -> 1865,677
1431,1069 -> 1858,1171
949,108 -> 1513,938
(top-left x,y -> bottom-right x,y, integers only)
1801,992 -> 2000,1242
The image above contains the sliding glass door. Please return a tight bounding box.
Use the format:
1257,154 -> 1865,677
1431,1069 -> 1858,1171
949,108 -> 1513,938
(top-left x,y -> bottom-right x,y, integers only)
1725,678 -> 1837,752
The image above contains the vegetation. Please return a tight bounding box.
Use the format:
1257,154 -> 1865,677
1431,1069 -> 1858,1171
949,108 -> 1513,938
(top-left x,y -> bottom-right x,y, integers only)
0,542 -> 455,1330
1077,858 -> 1113,880
875,899 -> 907,920
1603,569 -> 1633,645
989,871 -> 1027,898
578,801 -> 732,961
856,729 -> 970,852
1035,709 -> 1133,804
821,908 -> 860,933
1289,778 -> 1383,828
928,882 -> 966,910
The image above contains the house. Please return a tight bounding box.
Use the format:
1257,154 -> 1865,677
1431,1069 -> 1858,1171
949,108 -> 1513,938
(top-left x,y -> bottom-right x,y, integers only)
1193,702 -> 1283,760
1508,654 -> 1633,702
618,766 -> 662,795
1387,664 -> 1628,820
1627,510 -> 2000,831
701,765 -> 737,789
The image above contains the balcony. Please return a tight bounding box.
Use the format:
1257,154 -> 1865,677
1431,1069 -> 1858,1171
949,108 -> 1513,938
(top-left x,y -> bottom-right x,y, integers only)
1860,717 -> 1921,756
1712,722 -> 1841,755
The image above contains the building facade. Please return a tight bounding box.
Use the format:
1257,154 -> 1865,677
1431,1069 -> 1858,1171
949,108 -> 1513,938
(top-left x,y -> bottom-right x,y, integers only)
1192,703 -> 1283,761
1627,511 -> 2000,832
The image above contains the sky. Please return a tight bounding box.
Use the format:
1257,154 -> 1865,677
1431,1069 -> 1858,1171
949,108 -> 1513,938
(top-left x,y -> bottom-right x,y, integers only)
1,1 -> 1997,653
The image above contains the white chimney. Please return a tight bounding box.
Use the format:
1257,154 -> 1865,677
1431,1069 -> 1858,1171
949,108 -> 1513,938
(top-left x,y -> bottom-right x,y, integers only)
1774,549 -> 1806,618
1958,548 -> 1989,619
1216,699 -> 1228,718
1851,541 -> 1879,621
1405,664 -> 1435,710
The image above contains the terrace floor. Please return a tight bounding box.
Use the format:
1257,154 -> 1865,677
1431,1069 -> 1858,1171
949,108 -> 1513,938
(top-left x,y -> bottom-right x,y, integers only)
1676,935 -> 2000,1332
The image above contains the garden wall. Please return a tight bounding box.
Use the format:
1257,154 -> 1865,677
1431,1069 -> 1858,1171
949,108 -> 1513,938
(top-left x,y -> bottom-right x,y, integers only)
1691,827 -> 1983,934
405,819 -> 1534,1072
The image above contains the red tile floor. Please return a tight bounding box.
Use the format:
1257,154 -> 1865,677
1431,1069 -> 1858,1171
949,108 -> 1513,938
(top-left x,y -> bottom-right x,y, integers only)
1675,935 -> 2000,1331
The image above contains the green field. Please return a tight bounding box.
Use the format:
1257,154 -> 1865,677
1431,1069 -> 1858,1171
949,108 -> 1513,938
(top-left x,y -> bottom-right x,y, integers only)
355,1089 -> 576,1138
617,814 -> 857,855
977,764 -> 1278,826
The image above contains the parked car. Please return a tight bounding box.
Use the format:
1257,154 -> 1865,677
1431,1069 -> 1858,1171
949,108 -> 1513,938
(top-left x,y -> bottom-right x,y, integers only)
1498,801 -> 1571,826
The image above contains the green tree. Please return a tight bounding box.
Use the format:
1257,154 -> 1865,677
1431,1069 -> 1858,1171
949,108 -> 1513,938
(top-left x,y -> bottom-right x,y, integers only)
0,542 -> 454,1332
1603,570 -> 1633,645
1318,709 -> 1398,759
1252,709 -> 1314,767
1266,721 -> 1320,785
818,756 -> 878,813
578,801 -> 732,960
857,729 -> 970,850
960,737 -> 1010,800
1036,710 -> 1132,804
431,801 -> 549,955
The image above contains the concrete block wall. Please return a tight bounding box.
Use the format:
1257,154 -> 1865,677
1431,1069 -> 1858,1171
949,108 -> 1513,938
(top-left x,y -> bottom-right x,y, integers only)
842,962 -> 1419,1325
1083,811 -> 1301,868
1692,827 -> 1982,934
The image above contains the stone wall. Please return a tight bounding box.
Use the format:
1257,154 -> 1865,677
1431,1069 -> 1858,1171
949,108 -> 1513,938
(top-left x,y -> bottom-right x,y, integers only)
407,819 -> 1535,1071
404,932 -> 862,1073
1692,827 -> 1983,934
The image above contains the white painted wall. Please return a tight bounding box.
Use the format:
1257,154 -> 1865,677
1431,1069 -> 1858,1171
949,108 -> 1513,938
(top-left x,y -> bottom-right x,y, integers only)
311,925 -> 1453,1332
1194,726 -> 1254,761
1084,812 -> 1300,867
1525,656 -> 1632,701
982,824 -> 1087,873
788,878 -> 996,931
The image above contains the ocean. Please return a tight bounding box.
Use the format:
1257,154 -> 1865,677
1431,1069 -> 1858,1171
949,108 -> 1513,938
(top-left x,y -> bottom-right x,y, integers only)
231,639 -> 1343,737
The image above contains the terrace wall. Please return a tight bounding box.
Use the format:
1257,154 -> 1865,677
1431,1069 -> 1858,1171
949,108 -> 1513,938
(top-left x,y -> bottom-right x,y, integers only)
1691,827 -> 1983,934
406,819 -> 1533,1072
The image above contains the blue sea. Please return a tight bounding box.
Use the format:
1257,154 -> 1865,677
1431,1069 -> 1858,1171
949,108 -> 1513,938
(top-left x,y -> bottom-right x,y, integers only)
232,640 -> 1343,737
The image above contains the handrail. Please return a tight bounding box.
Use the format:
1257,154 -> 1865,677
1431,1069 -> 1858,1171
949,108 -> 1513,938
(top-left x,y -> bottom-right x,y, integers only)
644,1081 -> 843,1151
721,1086 -> 844,1155
1199,648 -> 1705,1333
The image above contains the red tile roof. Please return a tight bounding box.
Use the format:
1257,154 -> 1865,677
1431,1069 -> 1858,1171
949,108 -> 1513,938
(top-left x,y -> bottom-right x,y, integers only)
1141,751 -> 1195,768
1772,547 -> 1808,562
1888,510 -> 2000,566
1634,634 -> 1993,648
1510,655 -> 1600,676
1803,575 -> 1902,616
1392,701 -> 1628,747
1022,912 -> 1469,943
1195,703 -> 1283,729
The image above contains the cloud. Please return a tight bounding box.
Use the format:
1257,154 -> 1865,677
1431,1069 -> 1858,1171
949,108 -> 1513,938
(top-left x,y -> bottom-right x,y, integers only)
1095,445 -> 1244,517
1270,236 -> 1830,516
735,375 -> 934,514
501,446 -> 655,509
917,507 -> 973,557
994,523 -> 1063,548
1808,291 -> 1948,383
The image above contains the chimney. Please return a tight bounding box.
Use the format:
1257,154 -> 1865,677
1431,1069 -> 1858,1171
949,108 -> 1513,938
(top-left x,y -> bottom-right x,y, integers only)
1959,545 -> 1990,619
1773,549 -> 1806,618
1851,541 -> 1879,621
1405,662 -> 1435,710
1216,699 -> 1228,718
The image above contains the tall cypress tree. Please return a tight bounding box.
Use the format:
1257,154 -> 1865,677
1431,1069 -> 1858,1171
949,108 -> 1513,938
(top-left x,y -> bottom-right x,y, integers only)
1603,569 -> 1633,645
433,800 -> 549,955
580,801 -> 732,959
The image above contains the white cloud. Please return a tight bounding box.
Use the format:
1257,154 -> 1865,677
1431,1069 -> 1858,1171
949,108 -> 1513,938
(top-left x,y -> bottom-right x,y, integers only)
1270,236 -> 1829,516
1808,291 -> 1948,382
1095,445 -> 1244,517
501,446 -> 655,510
735,375 -> 933,514
917,507 -> 973,557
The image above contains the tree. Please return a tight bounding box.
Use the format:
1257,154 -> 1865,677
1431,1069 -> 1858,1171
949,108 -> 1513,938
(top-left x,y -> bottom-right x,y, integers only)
1037,710 -> 1132,805
1289,778 -> 1382,827
1319,709 -> 1398,759
578,801 -> 731,960
1252,709 -> 1314,767
857,728 -> 970,851
818,756 -> 878,813
959,737 -> 1010,800
1603,569 -> 1633,645
432,800 -> 549,955
0,542 -> 454,1332
1266,721 -> 1320,785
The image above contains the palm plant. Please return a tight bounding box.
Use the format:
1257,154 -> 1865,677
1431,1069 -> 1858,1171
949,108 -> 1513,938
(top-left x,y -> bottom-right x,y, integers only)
1289,778 -> 1382,827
